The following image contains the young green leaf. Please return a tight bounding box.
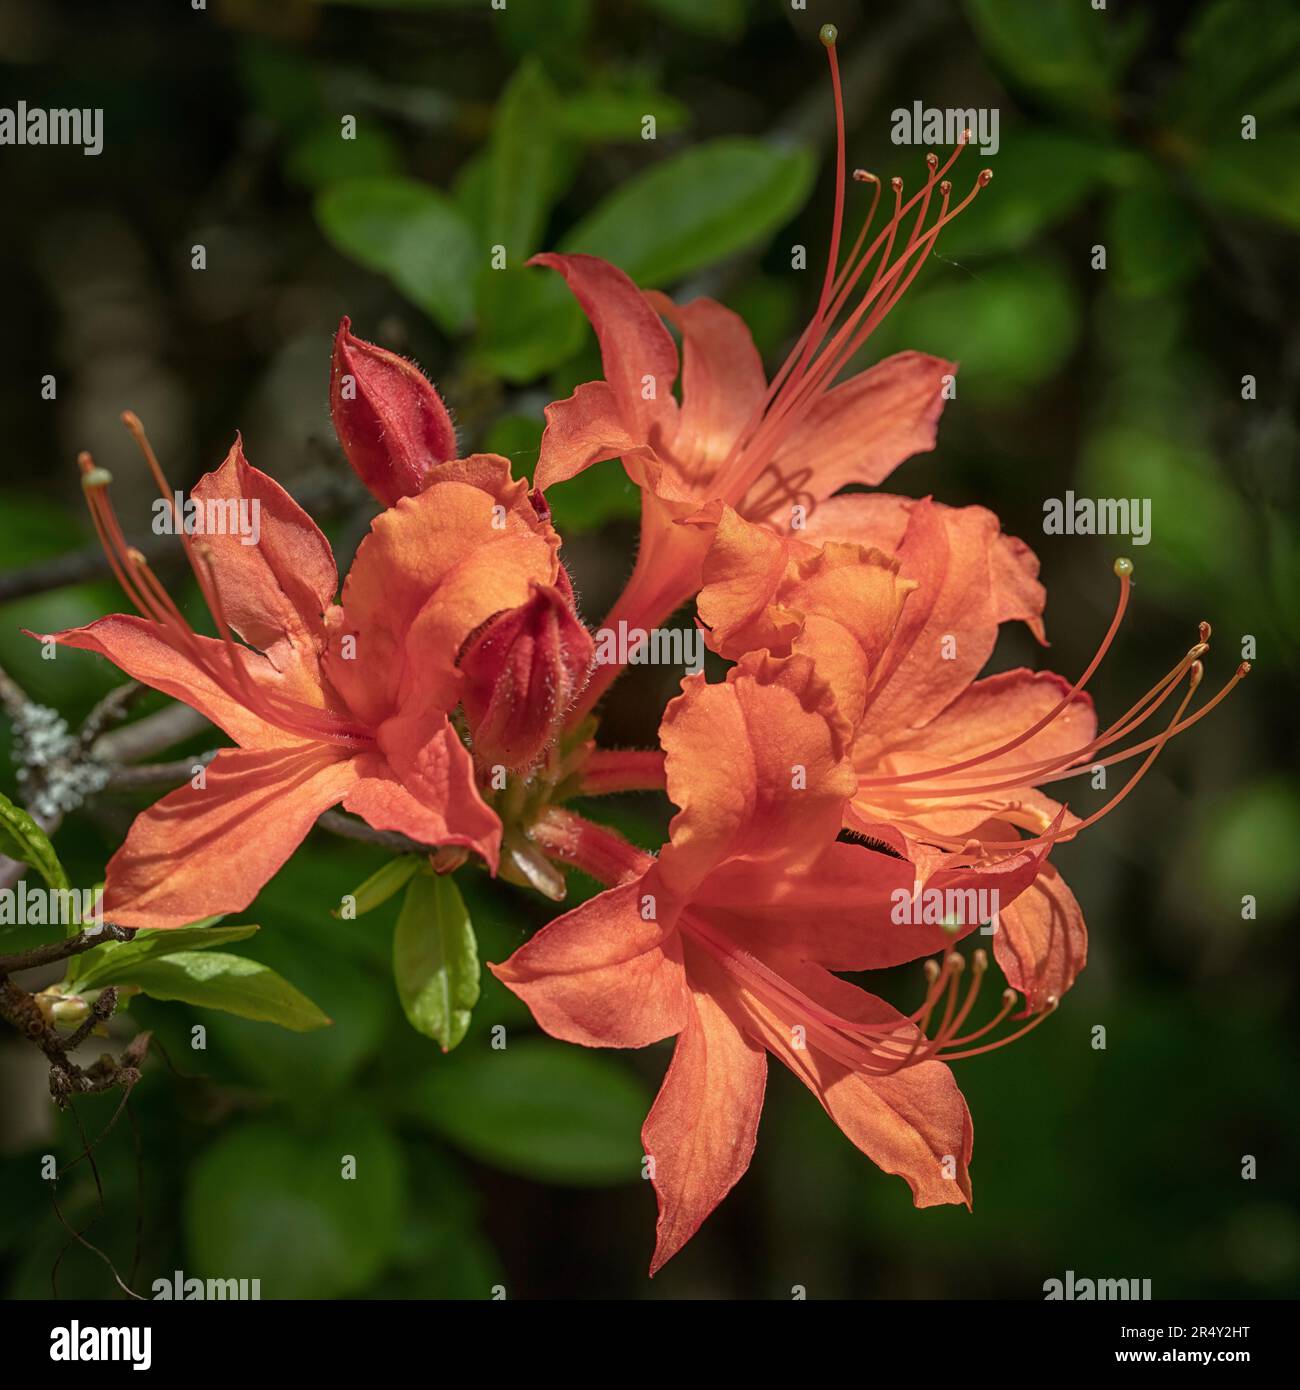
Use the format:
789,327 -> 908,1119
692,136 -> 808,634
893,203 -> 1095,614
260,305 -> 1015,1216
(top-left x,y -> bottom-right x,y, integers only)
0,791 -> 70,893
486,58 -> 562,265
123,952 -> 331,1031
334,855 -> 421,919
392,871 -> 479,1051
76,924 -> 261,989
315,177 -> 477,333
560,137 -> 816,288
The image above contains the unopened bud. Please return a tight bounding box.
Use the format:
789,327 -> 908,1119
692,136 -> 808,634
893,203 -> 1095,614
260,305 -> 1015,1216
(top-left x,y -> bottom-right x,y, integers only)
459,582 -> 594,771
329,317 -> 458,506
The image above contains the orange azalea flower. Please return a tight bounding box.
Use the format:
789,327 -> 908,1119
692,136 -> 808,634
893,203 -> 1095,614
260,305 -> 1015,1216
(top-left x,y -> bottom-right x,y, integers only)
493,653 -> 1058,1273
42,419 -> 573,929
530,29 -> 991,717
695,493 -> 1249,1010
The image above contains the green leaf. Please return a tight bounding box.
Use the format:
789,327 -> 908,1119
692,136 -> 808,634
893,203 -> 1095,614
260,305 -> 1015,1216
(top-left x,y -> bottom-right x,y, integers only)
76,924 -> 260,989
542,457 -> 641,534
285,119 -> 403,190
472,266 -> 585,383
124,951 -> 331,1032
962,0 -> 1144,115
560,136 -> 816,287
939,128 -> 1128,257
1172,0 -> 1300,131
486,59 -> 562,263
876,255 -> 1079,401
185,1111 -> 405,1298
1106,182 -> 1206,297
334,855 -> 421,918
1194,128 -> 1300,231
406,1037 -> 649,1185
315,177 -> 477,333
500,0 -> 593,63
557,86 -> 690,143
0,791 -> 70,894
393,872 -> 480,1051
644,0 -> 747,39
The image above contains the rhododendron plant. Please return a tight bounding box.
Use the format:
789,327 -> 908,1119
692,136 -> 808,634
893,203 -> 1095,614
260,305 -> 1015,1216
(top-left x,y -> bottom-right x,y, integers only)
4,23 -> 1251,1290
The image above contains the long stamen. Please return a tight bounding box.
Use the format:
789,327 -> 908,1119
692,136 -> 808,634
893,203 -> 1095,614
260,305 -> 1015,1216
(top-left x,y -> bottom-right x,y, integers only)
80,419 -> 370,749
859,560 -> 1133,792
888,637 -> 1207,801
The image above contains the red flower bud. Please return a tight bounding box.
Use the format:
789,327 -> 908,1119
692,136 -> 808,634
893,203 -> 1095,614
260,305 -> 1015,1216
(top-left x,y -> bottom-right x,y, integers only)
459,582 -> 594,771
329,317 -> 457,506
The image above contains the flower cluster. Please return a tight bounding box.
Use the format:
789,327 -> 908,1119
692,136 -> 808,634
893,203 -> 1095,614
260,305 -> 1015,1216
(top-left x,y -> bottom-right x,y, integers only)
40,28 -> 1245,1273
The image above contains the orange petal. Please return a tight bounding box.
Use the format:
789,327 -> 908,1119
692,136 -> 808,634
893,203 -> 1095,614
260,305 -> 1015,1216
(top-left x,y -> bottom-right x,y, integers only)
732,953 -> 973,1208
531,254 -> 679,489
489,880 -> 689,1048
646,291 -> 766,490
190,437 -> 337,694
993,862 -> 1088,1012
766,351 -> 954,507
359,722 -> 501,870
102,744 -> 358,929
860,669 -> 1097,842
694,839 -> 914,971
44,615 -> 299,750
695,505 -> 913,729
643,981 -> 766,1275
657,653 -> 853,896
531,380 -> 642,490
326,464 -> 558,727
809,494 -> 1047,734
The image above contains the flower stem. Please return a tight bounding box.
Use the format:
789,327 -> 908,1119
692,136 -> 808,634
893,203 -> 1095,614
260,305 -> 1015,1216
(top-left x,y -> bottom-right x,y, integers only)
577,748 -> 667,796
530,807 -> 652,887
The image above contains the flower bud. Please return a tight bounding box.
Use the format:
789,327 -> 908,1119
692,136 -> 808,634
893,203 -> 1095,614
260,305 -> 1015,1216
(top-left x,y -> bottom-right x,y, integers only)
459,582 -> 594,771
329,317 -> 458,506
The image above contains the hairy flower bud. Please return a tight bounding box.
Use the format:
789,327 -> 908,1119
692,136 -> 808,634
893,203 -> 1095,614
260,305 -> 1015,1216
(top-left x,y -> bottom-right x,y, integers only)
329,317 -> 458,506
459,582 -> 594,771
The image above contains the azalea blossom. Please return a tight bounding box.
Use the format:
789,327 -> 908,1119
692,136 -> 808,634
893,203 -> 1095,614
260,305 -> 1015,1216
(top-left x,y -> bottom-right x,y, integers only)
692,494 -> 1249,1010
41,411 -> 579,928
495,652 -> 1060,1272
530,28 -> 992,717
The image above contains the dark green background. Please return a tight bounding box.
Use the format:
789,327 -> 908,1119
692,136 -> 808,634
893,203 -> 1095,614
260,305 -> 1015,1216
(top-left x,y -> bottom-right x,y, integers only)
1,0 -> 1297,1299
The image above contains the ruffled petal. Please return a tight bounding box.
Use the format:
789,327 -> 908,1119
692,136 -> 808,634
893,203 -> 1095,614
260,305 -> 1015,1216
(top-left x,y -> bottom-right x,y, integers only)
808,494 -> 1047,736
657,653 -> 853,897
326,462 -> 558,727
531,254 -> 680,488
